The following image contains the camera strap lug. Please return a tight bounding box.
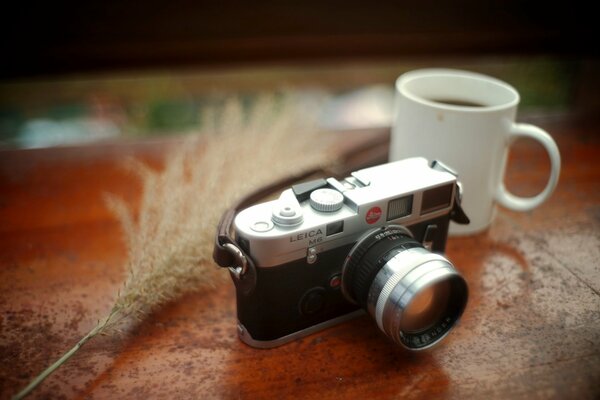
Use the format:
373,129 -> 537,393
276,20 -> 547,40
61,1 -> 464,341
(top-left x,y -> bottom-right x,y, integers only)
220,243 -> 257,296
431,160 -> 470,225
450,183 -> 470,225
223,243 -> 248,278
213,206 -> 258,295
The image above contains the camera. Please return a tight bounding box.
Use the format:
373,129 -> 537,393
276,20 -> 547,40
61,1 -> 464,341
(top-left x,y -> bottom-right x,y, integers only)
229,157 -> 469,350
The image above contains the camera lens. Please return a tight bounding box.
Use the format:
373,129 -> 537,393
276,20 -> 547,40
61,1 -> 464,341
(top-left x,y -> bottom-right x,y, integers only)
341,225 -> 468,350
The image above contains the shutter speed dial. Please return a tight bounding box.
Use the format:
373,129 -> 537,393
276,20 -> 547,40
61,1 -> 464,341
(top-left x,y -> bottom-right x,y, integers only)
310,188 -> 344,212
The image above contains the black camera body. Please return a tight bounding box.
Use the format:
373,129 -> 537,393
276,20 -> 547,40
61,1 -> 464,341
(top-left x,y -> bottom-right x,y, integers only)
230,158 -> 469,349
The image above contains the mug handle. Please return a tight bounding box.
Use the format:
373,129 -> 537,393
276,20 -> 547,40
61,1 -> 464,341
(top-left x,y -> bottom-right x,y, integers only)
495,123 -> 561,211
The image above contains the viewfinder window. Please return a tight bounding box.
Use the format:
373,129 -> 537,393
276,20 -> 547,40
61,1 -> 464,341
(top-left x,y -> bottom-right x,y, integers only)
421,184 -> 453,215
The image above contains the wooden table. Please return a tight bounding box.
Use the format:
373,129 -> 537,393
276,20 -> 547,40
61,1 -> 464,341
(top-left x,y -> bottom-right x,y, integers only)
1,116 -> 599,399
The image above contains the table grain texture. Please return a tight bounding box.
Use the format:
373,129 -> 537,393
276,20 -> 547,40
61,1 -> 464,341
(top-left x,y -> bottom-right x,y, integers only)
0,116 -> 599,399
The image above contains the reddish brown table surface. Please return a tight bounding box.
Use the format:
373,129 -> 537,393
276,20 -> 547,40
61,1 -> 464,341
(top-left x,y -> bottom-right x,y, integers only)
1,117 -> 599,399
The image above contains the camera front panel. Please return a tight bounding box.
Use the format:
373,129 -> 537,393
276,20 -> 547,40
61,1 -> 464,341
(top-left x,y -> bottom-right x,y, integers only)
234,213 -> 452,346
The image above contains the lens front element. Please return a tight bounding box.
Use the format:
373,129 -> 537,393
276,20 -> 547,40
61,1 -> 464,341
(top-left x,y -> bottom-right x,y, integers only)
401,280 -> 449,333
342,225 -> 468,350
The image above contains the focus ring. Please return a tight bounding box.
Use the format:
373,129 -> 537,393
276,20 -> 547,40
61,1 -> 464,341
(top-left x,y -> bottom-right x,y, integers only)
343,227 -> 387,301
352,237 -> 419,308
343,226 -> 420,306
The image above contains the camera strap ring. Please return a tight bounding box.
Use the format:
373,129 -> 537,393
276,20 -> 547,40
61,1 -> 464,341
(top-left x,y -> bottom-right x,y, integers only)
223,243 -> 248,278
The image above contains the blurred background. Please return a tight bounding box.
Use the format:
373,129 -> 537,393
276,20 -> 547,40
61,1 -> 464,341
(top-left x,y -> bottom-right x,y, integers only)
0,0 -> 598,149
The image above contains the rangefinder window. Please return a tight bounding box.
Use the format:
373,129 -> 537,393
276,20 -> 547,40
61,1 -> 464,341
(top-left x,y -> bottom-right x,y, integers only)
421,184 -> 453,215
387,194 -> 413,221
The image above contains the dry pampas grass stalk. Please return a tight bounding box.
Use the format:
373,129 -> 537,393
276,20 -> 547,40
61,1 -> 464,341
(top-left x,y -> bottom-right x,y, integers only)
14,94 -> 334,399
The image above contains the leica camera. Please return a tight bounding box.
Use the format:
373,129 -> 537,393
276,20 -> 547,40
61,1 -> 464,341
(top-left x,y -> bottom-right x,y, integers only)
230,157 -> 469,350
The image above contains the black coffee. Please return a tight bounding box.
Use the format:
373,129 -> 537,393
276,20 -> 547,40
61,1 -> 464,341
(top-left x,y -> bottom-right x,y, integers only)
429,98 -> 486,107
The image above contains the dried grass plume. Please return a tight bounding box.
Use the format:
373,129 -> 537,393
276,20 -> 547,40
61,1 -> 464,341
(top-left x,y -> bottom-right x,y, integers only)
104,94 -> 332,329
14,94 -> 334,399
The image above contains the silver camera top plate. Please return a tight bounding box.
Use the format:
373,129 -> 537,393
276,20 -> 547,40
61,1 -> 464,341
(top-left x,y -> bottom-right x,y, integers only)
234,157 -> 457,267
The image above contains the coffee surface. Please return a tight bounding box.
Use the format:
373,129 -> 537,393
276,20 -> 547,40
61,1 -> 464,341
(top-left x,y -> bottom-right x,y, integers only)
429,98 -> 486,107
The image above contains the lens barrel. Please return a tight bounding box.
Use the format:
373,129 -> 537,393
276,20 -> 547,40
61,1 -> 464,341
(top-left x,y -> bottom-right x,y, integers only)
342,225 -> 468,350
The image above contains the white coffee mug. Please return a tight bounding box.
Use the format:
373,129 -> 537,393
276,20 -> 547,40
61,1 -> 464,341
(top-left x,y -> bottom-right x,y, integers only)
390,69 -> 561,235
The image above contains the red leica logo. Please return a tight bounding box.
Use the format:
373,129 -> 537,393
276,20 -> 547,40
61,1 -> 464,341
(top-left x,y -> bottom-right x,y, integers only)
365,207 -> 382,224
